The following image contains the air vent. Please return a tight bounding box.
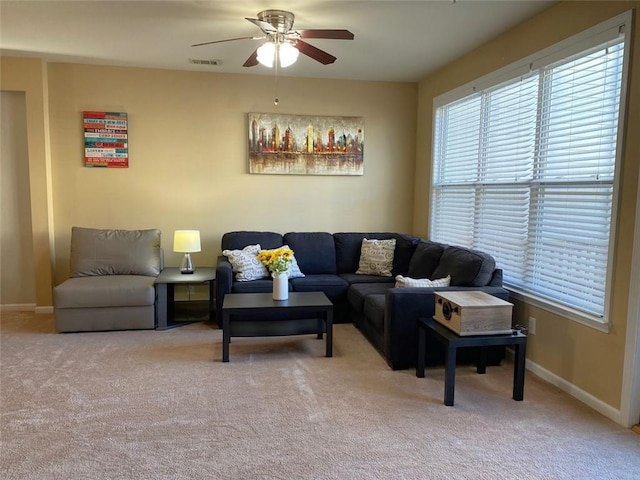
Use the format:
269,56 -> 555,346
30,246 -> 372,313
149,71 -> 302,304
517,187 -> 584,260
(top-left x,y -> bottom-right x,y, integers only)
188,58 -> 222,66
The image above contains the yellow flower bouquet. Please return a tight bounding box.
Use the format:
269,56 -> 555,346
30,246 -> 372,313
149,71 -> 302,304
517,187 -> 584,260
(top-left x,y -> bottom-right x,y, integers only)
257,247 -> 294,274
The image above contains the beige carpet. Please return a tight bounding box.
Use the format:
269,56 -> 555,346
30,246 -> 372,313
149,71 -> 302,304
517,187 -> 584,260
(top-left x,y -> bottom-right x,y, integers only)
1,311 -> 639,480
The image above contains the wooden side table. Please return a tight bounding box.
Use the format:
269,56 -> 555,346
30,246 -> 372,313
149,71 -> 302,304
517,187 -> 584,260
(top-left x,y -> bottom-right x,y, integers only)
417,317 -> 527,406
221,292 -> 333,362
155,267 -> 216,330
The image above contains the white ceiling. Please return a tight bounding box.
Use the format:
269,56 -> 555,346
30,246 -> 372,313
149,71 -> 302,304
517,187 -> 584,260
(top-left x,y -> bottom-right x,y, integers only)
0,0 -> 556,82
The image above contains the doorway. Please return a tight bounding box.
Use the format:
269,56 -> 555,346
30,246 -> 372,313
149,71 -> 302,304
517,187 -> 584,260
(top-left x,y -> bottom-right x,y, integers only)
0,91 -> 36,308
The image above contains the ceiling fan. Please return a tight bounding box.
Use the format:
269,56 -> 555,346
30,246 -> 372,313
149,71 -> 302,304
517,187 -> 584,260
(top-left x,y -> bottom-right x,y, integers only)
192,9 -> 354,68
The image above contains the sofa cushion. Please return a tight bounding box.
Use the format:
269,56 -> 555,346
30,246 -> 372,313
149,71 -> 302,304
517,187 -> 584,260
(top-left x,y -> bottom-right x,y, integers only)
356,238 -> 396,276
54,275 -> 156,308
431,246 -> 496,287
289,274 -> 348,300
390,234 -> 420,276
348,282 -> 393,314
231,278 -> 284,294
408,241 -> 446,279
221,231 -> 283,251
70,227 -> 161,277
363,294 -> 386,335
334,233 -> 369,273
222,244 -> 269,281
334,232 -> 419,275
283,232 -> 337,275
340,273 -> 395,285
488,269 -> 504,287
395,275 -> 451,288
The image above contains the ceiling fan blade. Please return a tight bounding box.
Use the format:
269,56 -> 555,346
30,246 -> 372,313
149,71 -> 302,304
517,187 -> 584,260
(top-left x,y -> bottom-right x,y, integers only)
192,36 -> 258,47
245,17 -> 277,33
243,49 -> 259,67
294,40 -> 337,65
293,29 -> 354,40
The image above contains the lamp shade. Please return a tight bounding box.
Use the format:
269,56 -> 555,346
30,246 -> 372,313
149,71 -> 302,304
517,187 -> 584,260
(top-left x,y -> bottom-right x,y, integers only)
173,230 -> 201,253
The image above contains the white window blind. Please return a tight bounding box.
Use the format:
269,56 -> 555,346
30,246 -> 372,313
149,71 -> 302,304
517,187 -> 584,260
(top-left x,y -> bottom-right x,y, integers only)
431,23 -> 627,322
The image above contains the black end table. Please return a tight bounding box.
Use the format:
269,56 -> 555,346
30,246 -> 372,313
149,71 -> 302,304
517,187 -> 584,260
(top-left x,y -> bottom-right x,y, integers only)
221,292 -> 333,362
417,317 -> 527,406
155,267 -> 216,330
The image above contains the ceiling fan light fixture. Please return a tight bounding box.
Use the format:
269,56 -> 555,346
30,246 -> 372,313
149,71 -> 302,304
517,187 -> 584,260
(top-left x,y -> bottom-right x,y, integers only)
257,40 -> 299,68
279,42 -> 299,68
193,9 -> 354,70
257,41 -> 276,67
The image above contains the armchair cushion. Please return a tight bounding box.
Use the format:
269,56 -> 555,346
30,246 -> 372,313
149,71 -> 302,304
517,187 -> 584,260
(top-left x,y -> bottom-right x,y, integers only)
70,227 -> 161,277
55,275 -> 156,308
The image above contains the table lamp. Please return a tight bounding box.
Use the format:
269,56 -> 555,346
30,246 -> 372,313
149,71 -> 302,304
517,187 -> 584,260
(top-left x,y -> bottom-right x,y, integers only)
173,230 -> 201,274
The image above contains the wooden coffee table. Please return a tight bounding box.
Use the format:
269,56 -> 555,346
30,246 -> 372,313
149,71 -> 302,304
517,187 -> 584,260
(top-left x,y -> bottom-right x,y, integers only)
220,292 -> 334,362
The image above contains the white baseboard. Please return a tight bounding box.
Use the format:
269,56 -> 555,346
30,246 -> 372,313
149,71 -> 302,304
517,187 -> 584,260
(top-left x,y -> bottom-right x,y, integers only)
505,347 -> 622,425
525,358 -> 621,425
0,304 -> 54,314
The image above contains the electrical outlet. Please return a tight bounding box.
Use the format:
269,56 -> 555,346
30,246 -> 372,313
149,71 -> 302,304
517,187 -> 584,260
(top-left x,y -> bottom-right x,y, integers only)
528,316 -> 536,335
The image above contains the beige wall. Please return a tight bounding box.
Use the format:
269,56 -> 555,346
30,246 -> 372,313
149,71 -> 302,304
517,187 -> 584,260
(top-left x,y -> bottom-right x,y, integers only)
44,64 -> 417,283
1,58 -> 417,300
415,1 -> 640,410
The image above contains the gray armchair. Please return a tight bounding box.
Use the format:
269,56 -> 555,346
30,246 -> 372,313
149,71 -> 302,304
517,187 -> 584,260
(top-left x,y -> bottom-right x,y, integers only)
54,227 -> 162,332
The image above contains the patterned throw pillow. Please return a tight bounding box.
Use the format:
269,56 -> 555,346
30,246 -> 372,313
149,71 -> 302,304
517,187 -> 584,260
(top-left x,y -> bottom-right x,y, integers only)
394,275 -> 451,288
222,244 -> 268,281
356,238 -> 396,277
258,245 -> 305,279
288,256 -> 305,279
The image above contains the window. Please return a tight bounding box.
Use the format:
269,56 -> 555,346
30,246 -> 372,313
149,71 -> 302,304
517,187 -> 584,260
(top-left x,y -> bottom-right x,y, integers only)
430,14 -> 629,325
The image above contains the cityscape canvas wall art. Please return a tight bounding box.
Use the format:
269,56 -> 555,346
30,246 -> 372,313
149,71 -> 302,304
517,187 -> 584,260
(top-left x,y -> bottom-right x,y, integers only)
248,113 -> 364,175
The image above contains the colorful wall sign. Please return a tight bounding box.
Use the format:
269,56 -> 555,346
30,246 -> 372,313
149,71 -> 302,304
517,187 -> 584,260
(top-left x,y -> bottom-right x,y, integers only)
83,111 -> 128,168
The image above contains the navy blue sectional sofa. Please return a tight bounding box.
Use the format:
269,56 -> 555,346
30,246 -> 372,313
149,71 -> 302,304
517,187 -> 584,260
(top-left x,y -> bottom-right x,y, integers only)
216,231 -> 509,370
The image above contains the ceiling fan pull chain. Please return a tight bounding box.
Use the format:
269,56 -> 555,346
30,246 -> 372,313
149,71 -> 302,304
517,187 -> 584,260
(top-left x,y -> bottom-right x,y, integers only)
274,45 -> 280,105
